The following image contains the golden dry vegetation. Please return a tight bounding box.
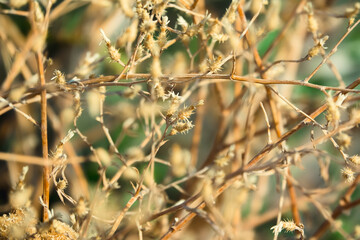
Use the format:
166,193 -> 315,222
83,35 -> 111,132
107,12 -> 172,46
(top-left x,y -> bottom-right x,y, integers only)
0,0 -> 360,239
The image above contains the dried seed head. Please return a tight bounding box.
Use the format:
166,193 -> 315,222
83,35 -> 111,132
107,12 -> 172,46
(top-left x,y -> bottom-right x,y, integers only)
140,18 -> 157,34
325,94 -> 340,125
166,103 -> 178,119
56,179 -> 68,190
123,167 -> 140,181
47,219 -> 79,239
165,91 -> 182,103
135,45 -> 145,61
73,91 -> 83,119
144,33 -> 159,55
171,121 -> 194,135
348,155 -> 360,166
9,166 -> 32,209
143,170 -> 155,187
215,156 -> 230,168
177,105 -> 195,121
96,148 -> 112,166
308,36 -> 328,59
211,33 -> 229,43
350,108 -> 360,124
271,220 -> 304,238
152,78 -> 165,100
207,18 -> 221,35
108,46 -> 121,63
282,220 -> 302,232
158,29 -> 167,49
161,16 -> 169,29
153,0 -> 170,16
100,29 -> 122,64
185,12 -> 209,37
0,208 -> 37,238
10,186 -> 33,209
177,15 -> 189,32
51,70 -> 66,85
136,0 -> 145,19
307,14 -> 318,34
75,197 -> 89,218
336,133 -> 351,150
208,56 -> 223,73
186,24 -> 201,38
225,0 -> 240,24
341,167 -> 355,183
165,92 -> 182,118
305,3 -> 318,34
53,143 -> 64,160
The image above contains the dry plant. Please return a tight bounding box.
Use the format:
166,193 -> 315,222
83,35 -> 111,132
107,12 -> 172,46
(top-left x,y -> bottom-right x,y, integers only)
0,0 -> 360,239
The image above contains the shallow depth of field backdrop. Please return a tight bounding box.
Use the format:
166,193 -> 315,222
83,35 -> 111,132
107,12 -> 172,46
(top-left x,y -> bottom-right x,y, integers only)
0,0 -> 360,239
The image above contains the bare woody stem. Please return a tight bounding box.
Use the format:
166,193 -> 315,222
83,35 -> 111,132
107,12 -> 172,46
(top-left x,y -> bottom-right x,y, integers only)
311,175 -> 360,239
238,2 -> 301,230
36,51 -> 50,222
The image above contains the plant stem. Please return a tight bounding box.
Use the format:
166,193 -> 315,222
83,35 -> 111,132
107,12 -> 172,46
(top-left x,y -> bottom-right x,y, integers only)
36,51 -> 50,222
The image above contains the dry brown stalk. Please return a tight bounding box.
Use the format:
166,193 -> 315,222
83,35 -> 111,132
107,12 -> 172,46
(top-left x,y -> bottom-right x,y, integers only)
238,2 -> 301,231
107,185 -> 143,238
1,1 -> 360,239
35,50 -> 50,222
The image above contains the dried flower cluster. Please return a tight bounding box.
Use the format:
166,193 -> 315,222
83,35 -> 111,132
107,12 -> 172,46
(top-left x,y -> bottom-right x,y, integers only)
0,0 -> 360,239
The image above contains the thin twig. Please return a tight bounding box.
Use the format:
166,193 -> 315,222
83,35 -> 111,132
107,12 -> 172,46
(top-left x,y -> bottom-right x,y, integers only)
304,19 -> 360,83
0,152 -> 83,165
311,175 -> 360,239
107,186 -> 144,238
0,96 -> 39,127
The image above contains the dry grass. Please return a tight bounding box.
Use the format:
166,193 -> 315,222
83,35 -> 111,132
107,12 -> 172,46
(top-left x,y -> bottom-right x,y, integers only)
0,0 -> 360,239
